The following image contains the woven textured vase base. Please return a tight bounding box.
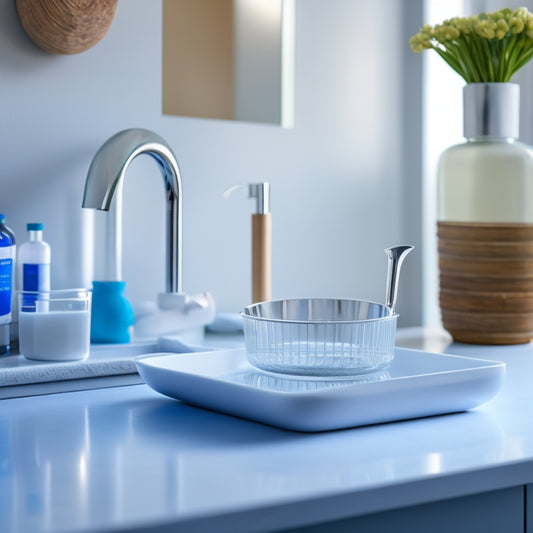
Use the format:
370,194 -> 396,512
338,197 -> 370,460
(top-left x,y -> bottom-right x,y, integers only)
438,221 -> 533,345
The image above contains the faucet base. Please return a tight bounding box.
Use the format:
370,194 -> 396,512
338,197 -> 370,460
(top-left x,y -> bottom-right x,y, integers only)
133,292 -> 216,340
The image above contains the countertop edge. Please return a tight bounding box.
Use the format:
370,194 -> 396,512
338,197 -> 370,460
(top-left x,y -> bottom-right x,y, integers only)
109,459 -> 533,533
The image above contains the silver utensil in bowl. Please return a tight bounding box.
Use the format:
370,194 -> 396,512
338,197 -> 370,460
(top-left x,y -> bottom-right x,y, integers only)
385,245 -> 414,314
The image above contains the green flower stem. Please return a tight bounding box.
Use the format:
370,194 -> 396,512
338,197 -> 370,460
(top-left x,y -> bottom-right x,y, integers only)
449,40 -> 482,81
434,48 -> 468,80
506,38 -> 525,80
496,38 -> 509,80
480,38 -> 495,80
514,46 -> 533,73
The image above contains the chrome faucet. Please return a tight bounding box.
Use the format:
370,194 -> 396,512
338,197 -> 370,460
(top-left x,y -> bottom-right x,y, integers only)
82,128 -> 183,294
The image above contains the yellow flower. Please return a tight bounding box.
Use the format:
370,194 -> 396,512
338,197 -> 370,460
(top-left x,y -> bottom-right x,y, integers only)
509,16 -> 525,34
454,16 -> 475,35
420,23 -> 434,37
514,7 -> 530,21
409,24 -> 435,53
526,17 -> 533,39
409,33 -> 431,53
475,19 -> 497,39
434,23 -> 460,42
495,19 -> 509,39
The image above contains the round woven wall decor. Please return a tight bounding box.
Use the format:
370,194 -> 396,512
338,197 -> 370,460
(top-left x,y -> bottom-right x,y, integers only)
15,0 -> 119,55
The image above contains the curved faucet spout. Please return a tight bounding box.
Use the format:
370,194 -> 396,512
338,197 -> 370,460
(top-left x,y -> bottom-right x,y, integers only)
82,128 -> 183,294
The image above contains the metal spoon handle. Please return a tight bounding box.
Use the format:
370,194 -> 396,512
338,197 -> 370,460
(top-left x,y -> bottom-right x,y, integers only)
385,245 -> 414,314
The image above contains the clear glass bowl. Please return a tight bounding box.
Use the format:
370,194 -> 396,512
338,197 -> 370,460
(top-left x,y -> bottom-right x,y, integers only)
241,298 -> 397,376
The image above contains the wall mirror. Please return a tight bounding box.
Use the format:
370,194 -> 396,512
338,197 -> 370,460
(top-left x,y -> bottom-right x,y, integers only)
162,0 -> 294,127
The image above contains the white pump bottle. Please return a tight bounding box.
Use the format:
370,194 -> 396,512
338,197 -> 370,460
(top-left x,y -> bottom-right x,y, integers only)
17,223 -> 51,292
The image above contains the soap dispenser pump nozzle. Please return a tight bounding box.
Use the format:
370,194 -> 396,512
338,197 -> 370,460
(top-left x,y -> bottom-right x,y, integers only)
223,182 -> 270,215
248,183 -> 270,215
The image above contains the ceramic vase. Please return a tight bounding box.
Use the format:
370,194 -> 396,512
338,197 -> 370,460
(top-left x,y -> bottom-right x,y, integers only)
438,82 -> 533,344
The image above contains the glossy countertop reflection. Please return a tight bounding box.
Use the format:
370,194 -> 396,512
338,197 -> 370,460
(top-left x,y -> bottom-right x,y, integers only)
2,329 -> 533,532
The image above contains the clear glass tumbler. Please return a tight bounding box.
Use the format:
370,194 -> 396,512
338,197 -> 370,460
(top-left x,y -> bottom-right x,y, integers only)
18,288 -> 91,361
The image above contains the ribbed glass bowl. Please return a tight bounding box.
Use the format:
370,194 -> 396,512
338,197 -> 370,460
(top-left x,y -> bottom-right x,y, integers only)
241,298 -> 397,376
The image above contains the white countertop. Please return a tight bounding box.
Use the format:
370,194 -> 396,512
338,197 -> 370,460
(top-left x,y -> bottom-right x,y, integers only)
2,328 -> 533,532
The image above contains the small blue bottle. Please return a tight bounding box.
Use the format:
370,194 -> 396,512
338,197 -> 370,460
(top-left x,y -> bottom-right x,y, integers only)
0,215 -> 16,355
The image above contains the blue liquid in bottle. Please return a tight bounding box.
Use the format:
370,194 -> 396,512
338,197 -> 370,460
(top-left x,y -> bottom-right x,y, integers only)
0,215 -> 16,355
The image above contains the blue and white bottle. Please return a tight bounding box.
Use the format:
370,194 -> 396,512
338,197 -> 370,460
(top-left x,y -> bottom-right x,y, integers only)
18,223 -> 51,311
0,215 -> 16,355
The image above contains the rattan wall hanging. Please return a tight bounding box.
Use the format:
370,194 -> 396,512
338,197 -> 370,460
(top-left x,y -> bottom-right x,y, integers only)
15,0 -> 119,55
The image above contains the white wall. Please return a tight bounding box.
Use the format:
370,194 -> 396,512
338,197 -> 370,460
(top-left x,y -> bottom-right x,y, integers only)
0,0 -> 423,325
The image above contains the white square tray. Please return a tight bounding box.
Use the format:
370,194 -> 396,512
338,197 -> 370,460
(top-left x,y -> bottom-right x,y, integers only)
135,347 -> 505,432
